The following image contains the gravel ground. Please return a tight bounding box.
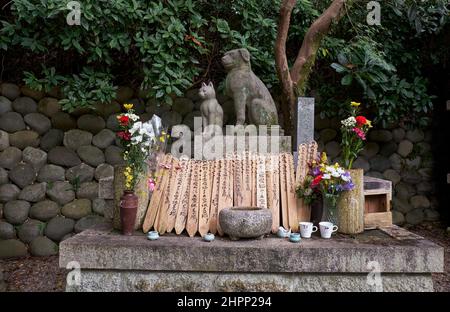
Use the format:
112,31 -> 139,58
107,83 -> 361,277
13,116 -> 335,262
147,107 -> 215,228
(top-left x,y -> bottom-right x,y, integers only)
0,222 -> 448,292
408,222 -> 450,292
0,256 -> 67,292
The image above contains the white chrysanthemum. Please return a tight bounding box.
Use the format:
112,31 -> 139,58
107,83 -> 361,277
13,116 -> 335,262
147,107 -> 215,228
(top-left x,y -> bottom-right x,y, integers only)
126,113 -> 139,122
129,121 -> 142,135
331,170 -> 341,178
322,174 -> 331,180
341,116 -> 356,128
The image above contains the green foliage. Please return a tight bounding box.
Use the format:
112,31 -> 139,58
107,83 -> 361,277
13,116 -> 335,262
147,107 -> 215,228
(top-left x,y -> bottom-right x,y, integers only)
69,176 -> 81,193
320,0 -> 448,127
0,0 -> 448,128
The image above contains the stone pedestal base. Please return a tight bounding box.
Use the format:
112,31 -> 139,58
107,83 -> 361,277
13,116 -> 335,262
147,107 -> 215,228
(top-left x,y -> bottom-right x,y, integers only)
59,224 -> 443,292
67,270 -> 433,292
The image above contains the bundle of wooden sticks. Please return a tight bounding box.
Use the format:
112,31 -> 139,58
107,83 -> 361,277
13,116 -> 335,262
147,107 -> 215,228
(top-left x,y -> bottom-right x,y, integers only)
142,142 -> 318,236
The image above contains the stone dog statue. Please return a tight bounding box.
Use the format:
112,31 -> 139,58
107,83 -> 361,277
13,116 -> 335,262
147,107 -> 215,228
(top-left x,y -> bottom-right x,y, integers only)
222,48 -> 278,126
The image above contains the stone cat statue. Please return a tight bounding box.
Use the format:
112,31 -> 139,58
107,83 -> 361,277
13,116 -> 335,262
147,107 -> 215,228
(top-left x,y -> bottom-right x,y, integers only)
198,82 -> 224,141
222,48 -> 278,126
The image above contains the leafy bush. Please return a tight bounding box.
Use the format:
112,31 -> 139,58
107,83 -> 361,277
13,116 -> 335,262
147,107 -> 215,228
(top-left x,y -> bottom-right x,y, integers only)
318,0 -> 448,127
0,0 -> 448,127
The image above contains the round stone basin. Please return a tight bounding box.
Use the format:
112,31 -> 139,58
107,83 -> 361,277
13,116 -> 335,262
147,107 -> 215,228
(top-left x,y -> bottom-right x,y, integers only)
219,207 -> 272,240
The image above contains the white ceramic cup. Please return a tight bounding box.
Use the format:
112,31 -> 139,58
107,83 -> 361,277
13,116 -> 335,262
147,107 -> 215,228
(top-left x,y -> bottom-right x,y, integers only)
299,222 -> 318,238
319,222 -> 338,239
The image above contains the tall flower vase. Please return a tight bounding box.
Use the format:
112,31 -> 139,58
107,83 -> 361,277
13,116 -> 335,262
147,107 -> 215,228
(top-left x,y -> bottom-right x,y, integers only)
113,165 -> 150,231
120,190 -> 138,235
322,194 -> 340,225
337,169 -> 365,234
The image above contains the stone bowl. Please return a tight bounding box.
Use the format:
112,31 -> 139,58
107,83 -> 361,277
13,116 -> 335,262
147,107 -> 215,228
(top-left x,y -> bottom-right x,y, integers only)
218,207 -> 272,240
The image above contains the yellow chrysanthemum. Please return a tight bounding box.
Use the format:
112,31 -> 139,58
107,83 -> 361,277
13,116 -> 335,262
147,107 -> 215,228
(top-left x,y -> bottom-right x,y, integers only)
366,119 -> 373,128
320,152 -> 328,163
124,103 -> 133,110
351,101 -> 361,107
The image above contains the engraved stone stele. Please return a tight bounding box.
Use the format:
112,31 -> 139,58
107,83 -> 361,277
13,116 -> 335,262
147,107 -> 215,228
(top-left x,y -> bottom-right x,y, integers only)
113,165 -> 150,231
297,97 -> 315,146
222,48 -> 278,126
294,97 -> 315,166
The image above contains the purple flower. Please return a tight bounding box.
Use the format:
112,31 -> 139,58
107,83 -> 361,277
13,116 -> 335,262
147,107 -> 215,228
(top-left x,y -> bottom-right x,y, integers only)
342,171 -> 351,182
342,182 -> 355,191
312,167 -> 321,176
336,184 -> 344,192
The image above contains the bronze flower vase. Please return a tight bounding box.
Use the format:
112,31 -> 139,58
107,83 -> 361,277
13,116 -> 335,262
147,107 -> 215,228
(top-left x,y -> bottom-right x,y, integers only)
337,169 -> 365,234
120,190 -> 138,235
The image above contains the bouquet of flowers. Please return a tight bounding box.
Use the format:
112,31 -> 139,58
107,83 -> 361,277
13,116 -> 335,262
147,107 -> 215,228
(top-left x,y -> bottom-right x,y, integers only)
116,104 -> 168,191
340,101 -> 372,169
296,153 -> 354,222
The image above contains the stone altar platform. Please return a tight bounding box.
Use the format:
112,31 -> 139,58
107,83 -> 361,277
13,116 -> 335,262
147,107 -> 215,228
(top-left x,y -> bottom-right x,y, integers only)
59,224 -> 444,292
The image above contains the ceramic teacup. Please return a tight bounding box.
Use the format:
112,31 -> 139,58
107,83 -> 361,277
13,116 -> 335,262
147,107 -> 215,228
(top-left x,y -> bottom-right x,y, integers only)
277,226 -> 291,238
319,222 -> 338,239
203,233 -> 215,242
289,232 -> 301,243
147,231 -> 159,240
299,222 -> 318,238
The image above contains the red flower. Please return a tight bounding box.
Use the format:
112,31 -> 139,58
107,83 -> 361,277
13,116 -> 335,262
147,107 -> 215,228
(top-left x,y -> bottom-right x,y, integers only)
311,175 -> 323,187
117,131 -> 131,141
119,115 -> 130,126
355,116 -> 367,127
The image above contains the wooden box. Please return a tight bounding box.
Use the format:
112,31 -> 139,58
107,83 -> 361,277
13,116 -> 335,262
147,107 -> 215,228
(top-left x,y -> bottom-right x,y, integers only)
363,176 -> 392,229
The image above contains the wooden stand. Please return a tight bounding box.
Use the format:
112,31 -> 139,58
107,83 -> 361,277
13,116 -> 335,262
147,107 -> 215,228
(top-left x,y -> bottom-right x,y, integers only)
364,176 -> 392,229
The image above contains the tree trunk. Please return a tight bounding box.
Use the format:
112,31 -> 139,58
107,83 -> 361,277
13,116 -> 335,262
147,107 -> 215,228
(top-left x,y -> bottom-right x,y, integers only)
275,0 -> 352,135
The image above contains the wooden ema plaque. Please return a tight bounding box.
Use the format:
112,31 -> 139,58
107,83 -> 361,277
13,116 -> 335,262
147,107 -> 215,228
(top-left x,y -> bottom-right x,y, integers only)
209,160 -> 221,234
241,152 -> 252,206
174,160 -> 192,234
142,151 -> 310,236
233,154 -> 244,206
279,153 -> 289,229
251,153 -> 257,206
155,157 -> 179,234
186,161 -> 201,237
217,157 -> 234,235
198,161 -> 212,236
266,154 -> 280,233
296,142 -> 318,223
286,153 -> 298,232
256,155 -> 267,209
166,158 -> 185,233
142,154 -> 172,233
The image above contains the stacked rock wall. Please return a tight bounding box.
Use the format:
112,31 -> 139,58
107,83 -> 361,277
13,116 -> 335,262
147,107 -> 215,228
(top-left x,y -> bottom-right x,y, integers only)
0,81 -> 439,259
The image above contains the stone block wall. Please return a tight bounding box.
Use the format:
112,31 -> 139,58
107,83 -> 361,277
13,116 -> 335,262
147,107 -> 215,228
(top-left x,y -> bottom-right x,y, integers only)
0,81 -> 439,258
0,82 -> 230,259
